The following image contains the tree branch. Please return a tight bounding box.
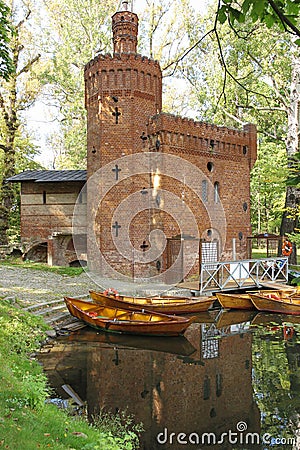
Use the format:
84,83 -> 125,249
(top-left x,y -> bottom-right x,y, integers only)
268,0 -> 300,38
222,109 -> 245,125
162,28 -> 215,75
16,9 -> 31,30
163,0 -> 277,107
259,129 -> 285,141
237,105 -> 287,112
17,54 -> 41,76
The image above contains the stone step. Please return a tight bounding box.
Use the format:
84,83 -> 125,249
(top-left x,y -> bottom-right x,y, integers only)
35,304 -> 67,316
44,311 -> 70,324
24,299 -> 65,311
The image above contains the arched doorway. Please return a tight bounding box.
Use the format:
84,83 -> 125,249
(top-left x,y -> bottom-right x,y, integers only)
24,242 -> 48,263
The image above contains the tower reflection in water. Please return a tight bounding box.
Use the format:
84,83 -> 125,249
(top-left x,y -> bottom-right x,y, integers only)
39,317 -> 260,450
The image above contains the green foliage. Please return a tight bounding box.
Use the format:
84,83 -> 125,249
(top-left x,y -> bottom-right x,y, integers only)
251,142 -> 287,233
178,3 -> 293,234
0,300 -> 50,412
286,151 -> 300,186
288,230 -> 300,246
218,0 -> 300,37
0,0 -> 47,244
0,0 -> 14,80
138,0 -> 195,66
252,325 -> 300,443
91,409 -> 143,450
39,0 -> 116,168
0,299 -> 142,449
180,2 -> 292,123
0,130 -> 43,244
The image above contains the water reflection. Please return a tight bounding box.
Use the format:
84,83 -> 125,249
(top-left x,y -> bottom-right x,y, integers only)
38,311 -> 300,449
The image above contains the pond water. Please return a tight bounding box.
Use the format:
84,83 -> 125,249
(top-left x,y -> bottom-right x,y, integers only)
38,310 -> 300,450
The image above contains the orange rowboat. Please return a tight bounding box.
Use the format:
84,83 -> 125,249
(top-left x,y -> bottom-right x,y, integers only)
89,289 -> 215,314
215,292 -> 254,310
64,297 -> 194,337
249,292 -> 300,315
216,289 -> 298,311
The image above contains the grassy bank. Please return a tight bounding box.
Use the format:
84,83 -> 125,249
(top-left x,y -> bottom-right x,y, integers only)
0,258 -> 84,276
0,298 -> 141,449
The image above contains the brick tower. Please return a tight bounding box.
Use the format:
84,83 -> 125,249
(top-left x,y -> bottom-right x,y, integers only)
84,1 -> 163,278
85,2 -> 162,169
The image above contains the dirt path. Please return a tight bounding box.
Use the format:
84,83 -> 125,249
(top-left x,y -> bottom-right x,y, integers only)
0,264 -> 190,310
0,265 -> 100,307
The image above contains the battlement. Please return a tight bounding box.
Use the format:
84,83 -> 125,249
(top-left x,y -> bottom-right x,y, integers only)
147,113 -> 257,165
148,113 -> 250,139
84,53 -> 162,111
84,52 -> 161,76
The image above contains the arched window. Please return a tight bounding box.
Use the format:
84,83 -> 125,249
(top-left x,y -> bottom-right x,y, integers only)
202,180 -> 208,202
214,182 -> 220,203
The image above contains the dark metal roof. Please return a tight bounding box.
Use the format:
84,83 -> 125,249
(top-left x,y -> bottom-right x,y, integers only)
7,170 -> 87,183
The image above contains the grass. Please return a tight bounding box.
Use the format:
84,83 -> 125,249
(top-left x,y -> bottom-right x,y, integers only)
0,258 -> 84,276
0,298 -> 142,449
250,248 -> 270,259
251,247 -> 300,260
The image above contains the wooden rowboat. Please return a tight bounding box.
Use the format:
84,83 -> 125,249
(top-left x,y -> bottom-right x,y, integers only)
64,297 -> 193,337
215,292 -> 254,310
89,289 -> 215,314
216,289 -> 297,311
249,291 -> 300,315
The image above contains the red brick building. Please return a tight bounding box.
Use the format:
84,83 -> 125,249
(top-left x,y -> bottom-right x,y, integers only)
83,3 -> 257,282
8,3 -> 257,282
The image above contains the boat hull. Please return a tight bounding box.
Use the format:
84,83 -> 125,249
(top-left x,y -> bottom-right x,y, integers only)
89,289 -> 214,314
249,293 -> 300,315
215,292 -> 254,310
64,297 -> 193,336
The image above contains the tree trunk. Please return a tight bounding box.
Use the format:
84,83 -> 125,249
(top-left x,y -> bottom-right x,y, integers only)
0,142 -> 16,245
0,29 -> 19,244
280,187 -> 299,264
279,52 -> 300,264
0,96 -> 17,245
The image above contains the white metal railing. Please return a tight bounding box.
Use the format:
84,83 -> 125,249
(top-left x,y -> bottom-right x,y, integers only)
199,257 -> 288,294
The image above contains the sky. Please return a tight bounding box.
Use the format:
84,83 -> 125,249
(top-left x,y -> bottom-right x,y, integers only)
132,0 -> 211,13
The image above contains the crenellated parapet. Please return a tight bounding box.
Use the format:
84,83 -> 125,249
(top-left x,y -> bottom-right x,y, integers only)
147,113 -> 257,167
84,53 -> 162,111
85,52 -> 161,72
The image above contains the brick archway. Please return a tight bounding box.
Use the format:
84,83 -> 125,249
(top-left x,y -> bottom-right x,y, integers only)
24,242 -> 48,263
